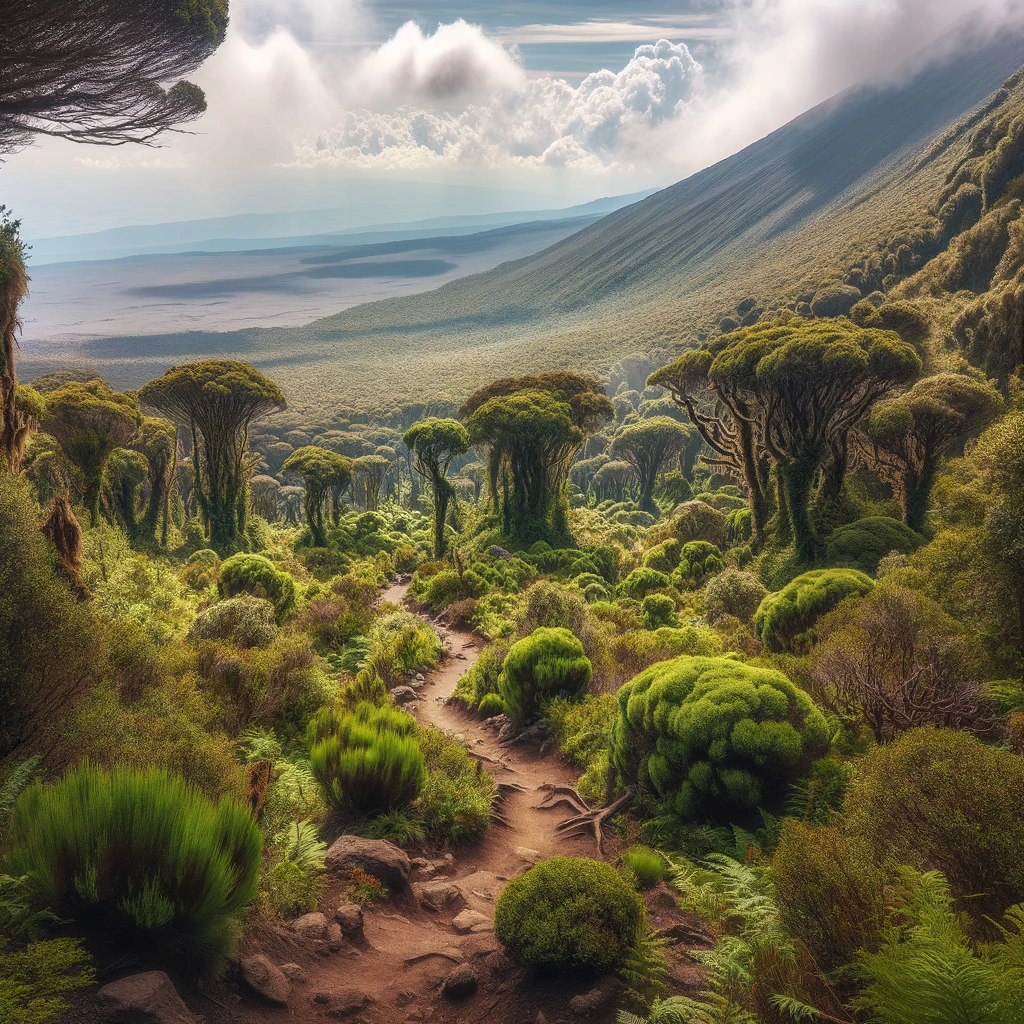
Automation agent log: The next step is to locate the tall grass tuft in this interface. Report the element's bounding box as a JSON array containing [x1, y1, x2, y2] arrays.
[[4, 764, 262, 978]]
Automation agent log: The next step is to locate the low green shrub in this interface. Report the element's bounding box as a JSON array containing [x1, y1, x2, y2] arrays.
[[499, 627, 593, 722], [670, 541, 724, 589], [452, 645, 504, 709], [416, 726, 495, 843], [753, 569, 874, 653], [621, 847, 666, 889], [610, 656, 830, 823], [845, 727, 1024, 930], [641, 594, 677, 630], [478, 692, 507, 718], [368, 808, 426, 847], [0, 937, 94, 1024], [619, 568, 671, 599], [703, 569, 767, 624], [4, 765, 261, 977], [219, 553, 296, 620], [824, 516, 922, 575], [366, 611, 442, 686], [308, 703, 425, 815], [495, 857, 645, 973], [189, 594, 279, 648], [642, 539, 681, 574]]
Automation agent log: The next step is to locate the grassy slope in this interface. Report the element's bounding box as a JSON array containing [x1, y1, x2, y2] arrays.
[[33, 37, 1024, 413]]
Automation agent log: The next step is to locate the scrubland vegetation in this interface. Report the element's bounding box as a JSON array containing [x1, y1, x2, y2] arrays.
[[3, 48, 1024, 1024]]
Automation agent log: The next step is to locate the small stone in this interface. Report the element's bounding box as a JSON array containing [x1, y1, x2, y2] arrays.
[[568, 977, 621, 1017], [327, 921, 344, 951], [97, 971, 196, 1024], [415, 673, 425, 682], [452, 910, 492, 934], [335, 900, 364, 936], [390, 685, 419, 704], [414, 879, 467, 913], [312, 939, 331, 957], [292, 911, 328, 939], [240, 954, 291, 1005], [441, 963, 478, 1000], [513, 846, 541, 864], [280, 963, 306, 982], [432, 853, 455, 871], [319, 988, 373, 1018]]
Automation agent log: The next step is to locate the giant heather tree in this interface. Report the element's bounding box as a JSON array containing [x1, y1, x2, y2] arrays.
[[132, 416, 177, 545], [610, 416, 694, 514], [0, 209, 29, 473], [140, 360, 284, 552], [282, 446, 353, 547], [41, 378, 139, 526], [864, 373, 1002, 531], [460, 373, 613, 545], [0, 0, 229, 152], [403, 418, 470, 558]]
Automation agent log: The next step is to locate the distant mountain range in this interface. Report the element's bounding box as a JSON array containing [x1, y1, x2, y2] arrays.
[[27, 192, 658, 264], [20, 34, 1024, 412]]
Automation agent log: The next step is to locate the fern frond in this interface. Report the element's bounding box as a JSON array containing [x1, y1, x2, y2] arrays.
[[281, 819, 326, 871]]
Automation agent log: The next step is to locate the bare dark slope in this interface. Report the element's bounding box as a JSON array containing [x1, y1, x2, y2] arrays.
[[29, 35, 1024, 409]]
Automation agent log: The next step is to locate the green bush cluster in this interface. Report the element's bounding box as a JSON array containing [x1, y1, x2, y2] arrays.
[[824, 516, 922, 575], [190, 594, 278, 648], [703, 568, 767, 624], [219, 553, 296, 620], [416, 726, 496, 842], [308, 702, 426, 815], [753, 568, 875, 653], [670, 540, 724, 589], [619, 567, 671, 599], [641, 593, 677, 630], [620, 846, 666, 889], [4, 765, 261, 978], [545, 693, 617, 805], [499, 627, 593, 722], [495, 857, 645, 973], [610, 656, 830, 822]]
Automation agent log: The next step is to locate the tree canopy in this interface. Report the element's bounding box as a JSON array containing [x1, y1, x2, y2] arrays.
[[140, 360, 284, 551], [282, 445, 353, 547], [610, 416, 694, 514], [403, 417, 470, 557], [0, 0, 229, 152]]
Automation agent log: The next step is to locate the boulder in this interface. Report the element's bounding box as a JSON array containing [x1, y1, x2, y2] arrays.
[[280, 963, 306, 982], [97, 971, 196, 1024], [325, 835, 411, 891], [442, 963, 478, 1000], [292, 911, 328, 939], [390, 686, 419, 704], [452, 909, 493, 934], [335, 900, 364, 936], [240, 955, 291, 1005], [327, 921, 344, 952], [413, 879, 467, 913]]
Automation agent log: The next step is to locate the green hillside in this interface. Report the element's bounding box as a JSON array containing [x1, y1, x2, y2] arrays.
[[23, 37, 1024, 414]]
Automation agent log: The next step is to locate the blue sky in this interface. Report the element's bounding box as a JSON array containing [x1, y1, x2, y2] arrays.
[[2, 0, 1021, 239]]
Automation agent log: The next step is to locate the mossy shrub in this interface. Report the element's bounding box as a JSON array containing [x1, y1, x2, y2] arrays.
[[499, 627, 593, 721], [308, 702, 425, 815], [670, 540, 724, 588], [703, 569, 767, 624], [189, 594, 278, 648], [618, 567, 671, 600], [4, 765, 261, 978], [478, 692, 507, 718], [641, 539, 681, 574], [845, 727, 1024, 930], [219, 553, 296, 619], [494, 857, 645, 973], [824, 516, 922, 575], [641, 593, 677, 630], [753, 569, 874, 653], [620, 846, 665, 889], [610, 656, 830, 822]]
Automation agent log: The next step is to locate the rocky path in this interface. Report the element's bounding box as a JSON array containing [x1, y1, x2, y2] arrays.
[[81, 582, 705, 1024]]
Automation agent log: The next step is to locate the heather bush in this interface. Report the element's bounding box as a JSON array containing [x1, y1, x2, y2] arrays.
[[754, 569, 874, 653], [218, 553, 296, 620], [416, 726, 495, 842], [641, 593, 677, 630], [4, 765, 261, 977], [703, 568, 767, 624], [619, 567, 671, 599], [499, 627, 593, 722], [824, 516, 922, 575], [189, 594, 278, 648], [495, 857, 645, 973], [610, 656, 830, 822]]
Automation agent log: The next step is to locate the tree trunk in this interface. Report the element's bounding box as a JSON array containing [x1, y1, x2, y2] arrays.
[[778, 458, 819, 563]]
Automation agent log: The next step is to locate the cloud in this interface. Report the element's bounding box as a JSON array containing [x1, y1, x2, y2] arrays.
[[295, 34, 704, 172], [493, 18, 730, 45]]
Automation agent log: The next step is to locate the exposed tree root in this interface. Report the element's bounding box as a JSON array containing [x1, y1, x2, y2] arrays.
[[491, 781, 525, 828], [534, 785, 635, 856]]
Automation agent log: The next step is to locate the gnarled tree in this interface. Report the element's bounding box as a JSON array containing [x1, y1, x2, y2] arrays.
[[353, 454, 390, 512], [41, 378, 139, 526], [282, 445, 353, 547], [139, 360, 285, 552], [0, 208, 29, 473], [0, 0, 229, 152], [131, 415, 177, 546], [461, 373, 612, 545], [610, 416, 694, 515], [709, 319, 921, 560], [403, 418, 469, 557], [863, 373, 1002, 531]]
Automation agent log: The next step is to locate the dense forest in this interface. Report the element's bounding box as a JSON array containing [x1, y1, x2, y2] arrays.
[[4, 13, 1024, 1024]]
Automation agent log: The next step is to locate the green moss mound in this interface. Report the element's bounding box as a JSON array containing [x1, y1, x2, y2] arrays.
[[4, 765, 261, 978], [494, 856, 645, 973], [219, 553, 296, 619], [610, 655, 830, 822], [477, 692, 507, 718], [824, 516, 922, 574], [499, 627, 592, 721], [753, 568, 874, 652]]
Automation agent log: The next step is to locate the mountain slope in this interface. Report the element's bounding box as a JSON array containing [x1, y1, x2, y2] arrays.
[[23, 35, 1024, 412]]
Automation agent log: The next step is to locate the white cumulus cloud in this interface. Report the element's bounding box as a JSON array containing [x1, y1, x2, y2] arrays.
[[296, 34, 704, 171]]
